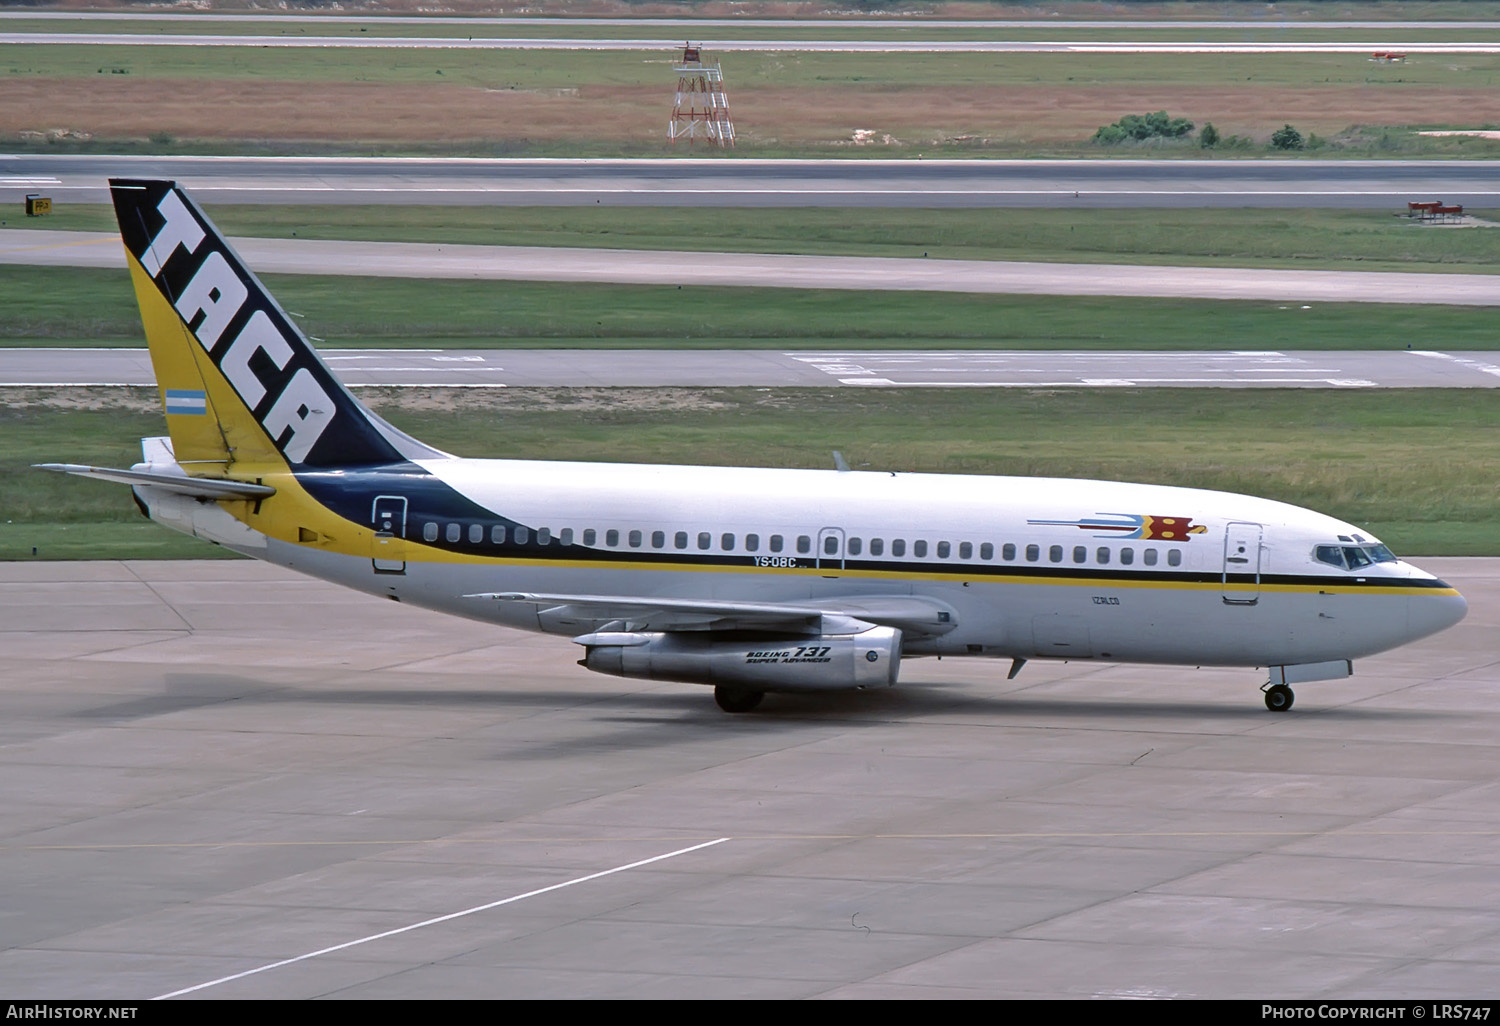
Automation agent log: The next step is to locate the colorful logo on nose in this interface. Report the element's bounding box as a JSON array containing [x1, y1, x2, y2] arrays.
[[1027, 513, 1207, 540]]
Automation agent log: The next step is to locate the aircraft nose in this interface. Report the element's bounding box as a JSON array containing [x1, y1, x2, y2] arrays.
[[1409, 585, 1468, 640]]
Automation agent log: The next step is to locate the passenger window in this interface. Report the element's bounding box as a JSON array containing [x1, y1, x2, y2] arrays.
[[848, 537, 862, 556], [1167, 549, 1182, 567], [1120, 547, 1133, 565], [675, 531, 688, 549], [515, 526, 530, 545], [468, 524, 482, 544], [605, 529, 618, 546], [937, 541, 951, 559], [914, 540, 928, 558], [1144, 548, 1158, 566], [583, 528, 596, 546], [1073, 546, 1087, 564], [770, 535, 784, 552], [560, 528, 573, 546], [1096, 547, 1110, 565], [892, 539, 906, 557], [870, 538, 884, 556], [797, 535, 811, 554], [960, 542, 973, 560], [492, 525, 507, 545], [1002, 543, 1015, 561], [652, 530, 665, 549], [823, 535, 838, 555], [628, 530, 642, 548], [445, 523, 460, 543], [423, 522, 438, 542], [1026, 544, 1040, 562], [1049, 545, 1063, 563], [698, 532, 711, 550], [746, 533, 759, 552], [978, 542, 991, 560], [537, 527, 551, 546], [722, 533, 736, 550]]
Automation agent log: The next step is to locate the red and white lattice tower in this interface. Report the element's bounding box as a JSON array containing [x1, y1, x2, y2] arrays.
[[669, 43, 734, 147]]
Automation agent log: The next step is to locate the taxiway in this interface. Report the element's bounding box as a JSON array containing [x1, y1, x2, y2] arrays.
[[0, 558, 1495, 998]]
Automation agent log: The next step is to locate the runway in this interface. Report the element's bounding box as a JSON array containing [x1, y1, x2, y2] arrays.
[[6, 30, 1500, 54], [6, 13, 1499, 29], [0, 557, 1495, 998], [6, 156, 1500, 209], [6, 228, 1499, 307], [4, 347, 1500, 390]]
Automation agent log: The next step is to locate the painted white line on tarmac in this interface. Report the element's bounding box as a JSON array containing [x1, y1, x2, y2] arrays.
[[839, 377, 1378, 387], [1410, 350, 1500, 379], [152, 836, 731, 1000], [9, 33, 1500, 54]]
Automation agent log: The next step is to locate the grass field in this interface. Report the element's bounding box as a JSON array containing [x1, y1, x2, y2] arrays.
[[17, 204, 1500, 274], [4, 386, 1498, 560], [9, 44, 1500, 156], [5, 264, 1498, 351]]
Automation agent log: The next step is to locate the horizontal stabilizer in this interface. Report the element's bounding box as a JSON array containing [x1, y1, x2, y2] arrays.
[[34, 464, 276, 500]]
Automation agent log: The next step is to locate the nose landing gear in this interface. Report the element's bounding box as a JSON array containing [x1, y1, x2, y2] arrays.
[[1262, 682, 1295, 712]]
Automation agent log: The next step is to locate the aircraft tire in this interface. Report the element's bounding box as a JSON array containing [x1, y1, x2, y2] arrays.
[[714, 686, 765, 713], [1264, 683, 1295, 712]]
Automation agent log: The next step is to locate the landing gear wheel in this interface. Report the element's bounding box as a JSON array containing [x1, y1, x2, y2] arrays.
[[1264, 683, 1295, 712], [714, 686, 765, 713]]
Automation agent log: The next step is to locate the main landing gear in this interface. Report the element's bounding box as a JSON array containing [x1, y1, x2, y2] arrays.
[[1262, 683, 1295, 712], [714, 686, 765, 713]]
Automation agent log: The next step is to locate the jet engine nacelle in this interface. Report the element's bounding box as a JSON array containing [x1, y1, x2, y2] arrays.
[[577, 626, 902, 692]]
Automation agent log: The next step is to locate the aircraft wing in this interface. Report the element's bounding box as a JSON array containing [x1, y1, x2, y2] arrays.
[[467, 591, 957, 636], [34, 464, 276, 500]]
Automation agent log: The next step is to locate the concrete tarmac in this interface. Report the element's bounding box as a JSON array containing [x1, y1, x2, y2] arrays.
[[9, 156, 1500, 209], [7, 228, 1500, 306], [1, 558, 1497, 999]]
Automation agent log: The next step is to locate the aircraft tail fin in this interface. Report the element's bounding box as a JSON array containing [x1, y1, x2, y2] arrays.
[[109, 179, 446, 472]]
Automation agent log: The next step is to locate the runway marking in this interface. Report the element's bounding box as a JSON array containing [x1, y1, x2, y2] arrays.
[[1410, 349, 1500, 379], [150, 836, 730, 1000], [9, 33, 1500, 54], [837, 377, 1377, 387]]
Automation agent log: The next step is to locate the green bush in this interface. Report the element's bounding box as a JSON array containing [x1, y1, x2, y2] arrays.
[[1271, 124, 1305, 150], [1093, 111, 1195, 145]]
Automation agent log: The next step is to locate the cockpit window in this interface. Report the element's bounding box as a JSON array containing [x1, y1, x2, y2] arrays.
[[1316, 543, 1398, 571], [1315, 545, 1346, 569]]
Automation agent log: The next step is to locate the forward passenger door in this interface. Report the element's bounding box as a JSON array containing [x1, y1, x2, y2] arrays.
[[1221, 522, 1263, 605]]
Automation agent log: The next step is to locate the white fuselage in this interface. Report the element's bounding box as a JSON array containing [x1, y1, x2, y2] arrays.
[[155, 457, 1468, 673]]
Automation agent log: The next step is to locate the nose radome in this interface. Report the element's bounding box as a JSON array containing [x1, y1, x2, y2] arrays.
[[1409, 587, 1468, 641]]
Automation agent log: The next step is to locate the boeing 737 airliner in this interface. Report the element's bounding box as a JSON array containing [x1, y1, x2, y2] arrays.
[[40, 180, 1467, 712]]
